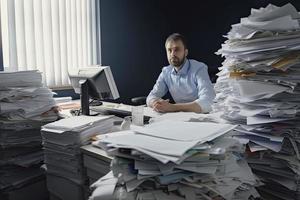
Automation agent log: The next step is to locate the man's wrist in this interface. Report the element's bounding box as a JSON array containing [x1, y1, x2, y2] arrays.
[[169, 103, 178, 112], [169, 102, 202, 113], [149, 99, 157, 108]]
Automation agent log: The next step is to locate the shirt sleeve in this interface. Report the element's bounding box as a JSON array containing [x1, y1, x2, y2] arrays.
[[146, 69, 168, 106], [193, 65, 216, 113]]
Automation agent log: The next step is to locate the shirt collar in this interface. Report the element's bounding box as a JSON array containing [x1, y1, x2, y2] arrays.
[[171, 59, 189, 76]]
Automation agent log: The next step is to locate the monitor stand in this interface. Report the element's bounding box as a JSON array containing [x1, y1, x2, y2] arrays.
[[80, 79, 90, 115], [80, 80, 103, 116], [90, 100, 103, 106]]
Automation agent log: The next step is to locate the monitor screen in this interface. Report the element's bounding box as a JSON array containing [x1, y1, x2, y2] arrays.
[[68, 66, 120, 115]]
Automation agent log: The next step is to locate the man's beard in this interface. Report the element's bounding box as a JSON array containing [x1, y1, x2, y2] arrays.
[[170, 56, 185, 67]]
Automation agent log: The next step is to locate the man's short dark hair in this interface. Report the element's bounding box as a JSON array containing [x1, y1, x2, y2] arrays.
[[165, 33, 188, 49]]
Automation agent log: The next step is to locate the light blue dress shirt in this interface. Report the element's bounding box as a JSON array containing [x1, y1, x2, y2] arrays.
[[146, 59, 216, 113]]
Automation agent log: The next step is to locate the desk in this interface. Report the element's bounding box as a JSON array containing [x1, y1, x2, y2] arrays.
[[90, 101, 161, 118], [81, 145, 112, 185], [58, 100, 160, 121], [79, 113, 123, 186], [50, 101, 160, 200]]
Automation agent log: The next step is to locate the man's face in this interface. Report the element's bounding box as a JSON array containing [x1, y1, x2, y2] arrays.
[[166, 40, 188, 67]]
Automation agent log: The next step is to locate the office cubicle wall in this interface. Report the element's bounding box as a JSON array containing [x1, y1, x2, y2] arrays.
[[0, 10, 3, 72]]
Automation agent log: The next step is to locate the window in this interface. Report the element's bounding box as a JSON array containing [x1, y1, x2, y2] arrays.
[[0, 0, 101, 88]]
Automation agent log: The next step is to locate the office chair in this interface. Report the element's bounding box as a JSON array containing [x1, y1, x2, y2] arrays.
[[131, 92, 174, 106], [131, 96, 147, 105]]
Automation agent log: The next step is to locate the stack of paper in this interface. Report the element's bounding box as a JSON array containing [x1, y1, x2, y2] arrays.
[[0, 70, 57, 121], [90, 120, 260, 200], [0, 70, 58, 197], [215, 3, 300, 199], [149, 111, 227, 124], [0, 122, 46, 195], [0, 165, 44, 191], [41, 115, 114, 200]]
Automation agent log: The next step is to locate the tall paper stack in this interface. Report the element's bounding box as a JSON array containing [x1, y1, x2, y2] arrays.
[[41, 115, 114, 200], [0, 70, 58, 199], [215, 3, 300, 199]]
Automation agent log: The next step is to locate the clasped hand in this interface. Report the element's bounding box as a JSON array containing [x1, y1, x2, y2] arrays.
[[152, 99, 174, 113]]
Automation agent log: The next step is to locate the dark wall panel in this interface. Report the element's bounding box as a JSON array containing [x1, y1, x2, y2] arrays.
[[0, 17, 3, 71], [100, 0, 300, 104]]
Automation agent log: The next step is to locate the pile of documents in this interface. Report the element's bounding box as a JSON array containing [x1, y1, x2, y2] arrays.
[[0, 121, 46, 194], [0, 70, 57, 121], [215, 3, 300, 199], [90, 120, 260, 200], [41, 115, 114, 200], [0, 70, 58, 197]]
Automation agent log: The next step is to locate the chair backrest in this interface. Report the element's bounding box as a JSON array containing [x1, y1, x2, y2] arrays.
[[131, 96, 147, 105]]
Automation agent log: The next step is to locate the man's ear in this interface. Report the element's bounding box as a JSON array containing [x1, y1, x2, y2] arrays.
[[185, 49, 188, 57]]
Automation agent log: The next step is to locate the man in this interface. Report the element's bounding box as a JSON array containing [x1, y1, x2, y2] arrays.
[[146, 33, 215, 113]]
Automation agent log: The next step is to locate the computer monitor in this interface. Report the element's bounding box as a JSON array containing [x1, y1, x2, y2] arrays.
[[68, 66, 120, 115]]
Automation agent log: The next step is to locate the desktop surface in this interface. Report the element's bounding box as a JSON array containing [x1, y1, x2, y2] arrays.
[[57, 100, 161, 122], [90, 102, 160, 123]]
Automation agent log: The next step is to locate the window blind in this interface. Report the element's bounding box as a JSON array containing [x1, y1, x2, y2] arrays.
[[0, 0, 101, 88]]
